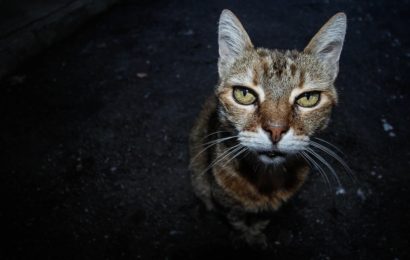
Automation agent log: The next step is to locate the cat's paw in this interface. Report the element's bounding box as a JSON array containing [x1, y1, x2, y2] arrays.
[[204, 200, 215, 211], [243, 232, 268, 249], [231, 231, 269, 250]]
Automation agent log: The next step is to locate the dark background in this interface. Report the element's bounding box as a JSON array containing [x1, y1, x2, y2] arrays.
[[1, 0, 409, 259]]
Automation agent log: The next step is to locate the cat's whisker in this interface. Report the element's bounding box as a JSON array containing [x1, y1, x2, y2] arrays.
[[300, 151, 332, 191], [200, 131, 233, 141], [200, 135, 238, 147], [306, 148, 341, 187], [191, 135, 238, 164], [312, 137, 345, 155], [212, 145, 244, 168], [240, 150, 250, 161], [201, 143, 242, 175], [203, 146, 242, 175], [220, 146, 248, 168], [309, 140, 356, 182]]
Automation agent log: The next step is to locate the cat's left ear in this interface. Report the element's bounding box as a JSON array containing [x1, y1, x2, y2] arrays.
[[304, 13, 347, 81], [218, 10, 254, 78]]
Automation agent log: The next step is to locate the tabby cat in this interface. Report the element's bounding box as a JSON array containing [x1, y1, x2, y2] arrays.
[[189, 10, 347, 246]]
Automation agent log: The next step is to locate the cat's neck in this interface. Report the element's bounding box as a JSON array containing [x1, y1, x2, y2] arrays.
[[239, 151, 307, 194]]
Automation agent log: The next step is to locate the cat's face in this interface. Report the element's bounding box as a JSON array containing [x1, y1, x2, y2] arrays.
[[216, 10, 346, 165]]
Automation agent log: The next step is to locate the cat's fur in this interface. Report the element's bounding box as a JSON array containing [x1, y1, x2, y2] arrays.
[[189, 10, 346, 246]]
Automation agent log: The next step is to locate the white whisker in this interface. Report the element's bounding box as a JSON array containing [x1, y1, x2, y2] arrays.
[[191, 135, 238, 164], [306, 148, 341, 187], [301, 151, 332, 191], [220, 146, 248, 168], [200, 131, 232, 141], [312, 137, 344, 155], [309, 140, 356, 182], [200, 143, 242, 175], [201, 135, 237, 147]]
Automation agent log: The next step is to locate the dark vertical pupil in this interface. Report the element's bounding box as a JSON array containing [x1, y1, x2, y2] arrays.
[[241, 89, 248, 96], [305, 92, 311, 100]]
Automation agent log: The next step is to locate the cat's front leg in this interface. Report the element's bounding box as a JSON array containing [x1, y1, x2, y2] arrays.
[[191, 173, 215, 211], [227, 210, 271, 248]]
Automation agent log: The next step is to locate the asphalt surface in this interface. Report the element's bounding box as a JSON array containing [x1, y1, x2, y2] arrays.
[[1, 0, 409, 259]]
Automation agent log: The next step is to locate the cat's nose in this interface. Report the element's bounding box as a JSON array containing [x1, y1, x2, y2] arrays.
[[264, 125, 289, 143]]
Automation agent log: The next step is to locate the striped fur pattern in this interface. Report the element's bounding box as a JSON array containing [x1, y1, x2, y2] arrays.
[[189, 10, 346, 247]]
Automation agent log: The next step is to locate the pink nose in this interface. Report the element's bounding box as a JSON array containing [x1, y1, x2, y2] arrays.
[[264, 125, 289, 143]]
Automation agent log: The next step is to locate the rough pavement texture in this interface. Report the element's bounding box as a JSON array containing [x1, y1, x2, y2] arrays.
[[0, 0, 118, 79], [1, 0, 409, 259]]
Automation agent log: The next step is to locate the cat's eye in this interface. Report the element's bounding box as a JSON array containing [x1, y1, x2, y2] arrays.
[[295, 91, 321, 108], [233, 87, 257, 105]]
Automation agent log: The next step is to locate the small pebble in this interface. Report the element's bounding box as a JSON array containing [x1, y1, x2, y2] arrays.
[[181, 29, 194, 36], [336, 187, 346, 195], [137, 72, 148, 78], [381, 119, 393, 132], [357, 188, 366, 201]]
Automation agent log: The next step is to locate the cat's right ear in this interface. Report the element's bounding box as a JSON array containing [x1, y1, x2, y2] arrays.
[[304, 13, 347, 82], [218, 10, 254, 78]]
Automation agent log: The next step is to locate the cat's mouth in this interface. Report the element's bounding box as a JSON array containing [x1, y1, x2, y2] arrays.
[[258, 150, 286, 158], [256, 149, 288, 165]]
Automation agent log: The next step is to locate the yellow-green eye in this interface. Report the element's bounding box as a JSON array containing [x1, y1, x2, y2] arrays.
[[233, 87, 257, 105], [296, 92, 321, 107]]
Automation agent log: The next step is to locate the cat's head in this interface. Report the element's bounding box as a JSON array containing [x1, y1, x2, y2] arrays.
[[216, 10, 346, 165]]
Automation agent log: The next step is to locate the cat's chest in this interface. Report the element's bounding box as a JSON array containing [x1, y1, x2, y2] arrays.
[[211, 160, 309, 211]]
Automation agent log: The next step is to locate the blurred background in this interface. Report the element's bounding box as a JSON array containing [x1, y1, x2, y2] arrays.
[[0, 0, 409, 259]]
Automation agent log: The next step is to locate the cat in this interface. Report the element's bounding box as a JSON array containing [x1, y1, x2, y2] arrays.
[[189, 9, 347, 247]]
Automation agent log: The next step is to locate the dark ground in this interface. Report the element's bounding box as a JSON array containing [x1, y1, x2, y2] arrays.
[[1, 0, 409, 259]]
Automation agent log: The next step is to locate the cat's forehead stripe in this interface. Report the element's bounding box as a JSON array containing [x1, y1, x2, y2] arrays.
[[258, 51, 299, 81], [290, 63, 297, 77], [255, 52, 306, 91], [252, 67, 259, 86], [298, 70, 305, 88]]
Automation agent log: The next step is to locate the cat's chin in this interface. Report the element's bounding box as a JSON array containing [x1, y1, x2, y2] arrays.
[[258, 154, 286, 165]]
